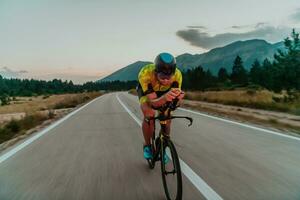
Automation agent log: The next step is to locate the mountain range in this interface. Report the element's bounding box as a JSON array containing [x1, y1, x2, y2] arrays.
[[100, 39, 284, 82]]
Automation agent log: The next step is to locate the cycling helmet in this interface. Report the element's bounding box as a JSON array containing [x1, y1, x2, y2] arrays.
[[154, 53, 176, 76]]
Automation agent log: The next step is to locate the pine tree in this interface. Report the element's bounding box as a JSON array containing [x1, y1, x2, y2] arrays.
[[230, 55, 248, 86], [261, 58, 273, 90], [272, 29, 300, 91], [218, 67, 228, 82], [250, 59, 262, 85]]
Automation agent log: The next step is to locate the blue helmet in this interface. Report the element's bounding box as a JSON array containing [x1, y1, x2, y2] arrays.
[[154, 52, 176, 75]]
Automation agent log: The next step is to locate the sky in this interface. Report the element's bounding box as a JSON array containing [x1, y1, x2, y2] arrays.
[[0, 0, 299, 83]]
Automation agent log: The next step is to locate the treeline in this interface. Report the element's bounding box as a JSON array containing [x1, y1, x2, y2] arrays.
[[0, 78, 81, 96], [0, 76, 137, 105], [182, 29, 300, 92], [0, 77, 137, 97], [82, 80, 137, 92]]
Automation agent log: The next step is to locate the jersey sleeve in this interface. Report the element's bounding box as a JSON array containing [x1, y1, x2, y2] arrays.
[[138, 65, 151, 93], [174, 69, 183, 89]]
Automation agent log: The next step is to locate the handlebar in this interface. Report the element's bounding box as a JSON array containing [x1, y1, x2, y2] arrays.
[[146, 92, 193, 126], [147, 98, 193, 126], [151, 98, 180, 112], [147, 115, 193, 127]]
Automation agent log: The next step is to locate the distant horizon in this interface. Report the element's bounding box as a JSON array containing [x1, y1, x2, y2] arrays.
[[0, 0, 299, 83]]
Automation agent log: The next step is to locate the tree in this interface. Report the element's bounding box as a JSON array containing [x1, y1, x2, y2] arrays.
[[272, 29, 300, 91], [260, 58, 273, 90], [230, 55, 248, 85], [194, 66, 206, 90], [249, 59, 262, 85], [204, 69, 217, 88], [218, 67, 229, 82]]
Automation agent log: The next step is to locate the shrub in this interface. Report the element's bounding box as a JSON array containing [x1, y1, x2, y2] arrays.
[[0, 94, 10, 106], [246, 89, 256, 96], [43, 95, 50, 99], [48, 110, 55, 119], [5, 120, 21, 133]]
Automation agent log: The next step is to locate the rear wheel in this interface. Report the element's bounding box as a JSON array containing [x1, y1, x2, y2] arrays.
[[161, 139, 182, 200]]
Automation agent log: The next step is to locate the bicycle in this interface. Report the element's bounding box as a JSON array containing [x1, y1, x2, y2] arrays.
[[145, 99, 193, 200]]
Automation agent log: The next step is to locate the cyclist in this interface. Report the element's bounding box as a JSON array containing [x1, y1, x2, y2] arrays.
[[136, 52, 185, 161]]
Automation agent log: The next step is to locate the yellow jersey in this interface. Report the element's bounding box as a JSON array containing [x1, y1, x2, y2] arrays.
[[138, 64, 182, 104]]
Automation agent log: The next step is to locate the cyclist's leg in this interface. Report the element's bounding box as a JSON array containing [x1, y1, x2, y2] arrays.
[[137, 84, 155, 146], [141, 102, 155, 146]]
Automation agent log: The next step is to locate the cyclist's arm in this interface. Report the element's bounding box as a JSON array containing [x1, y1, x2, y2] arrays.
[[146, 85, 183, 108], [146, 88, 182, 108], [172, 70, 184, 106], [146, 93, 166, 107]]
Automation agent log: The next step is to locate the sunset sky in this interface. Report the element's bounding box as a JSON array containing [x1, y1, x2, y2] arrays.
[[0, 0, 299, 83]]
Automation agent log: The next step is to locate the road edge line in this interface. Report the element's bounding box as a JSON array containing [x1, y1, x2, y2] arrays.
[[178, 108, 300, 142]]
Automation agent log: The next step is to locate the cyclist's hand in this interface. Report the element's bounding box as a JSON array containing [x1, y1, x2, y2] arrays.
[[164, 90, 178, 102], [170, 88, 181, 97], [177, 91, 185, 100], [146, 92, 157, 100]]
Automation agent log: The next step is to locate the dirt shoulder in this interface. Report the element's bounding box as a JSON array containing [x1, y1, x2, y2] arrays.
[[182, 99, 300, 135], [0, 92, 102, 153], [0, 108, 72, 153]]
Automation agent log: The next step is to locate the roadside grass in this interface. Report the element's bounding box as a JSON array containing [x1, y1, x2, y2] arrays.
[[128, 88, 138, 96], [0, 113, 48, 144], [0, 92, 102, 145], [128, 88, 300, 115], [52, 92, 100, 109], [0, 92, 101, 114], [185, 90, 300, 115]]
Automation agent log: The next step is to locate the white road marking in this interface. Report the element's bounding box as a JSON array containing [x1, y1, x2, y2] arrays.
[[117, 94, 223, 200], [179, 108, 300, 142], [0, 95, 104, 164]]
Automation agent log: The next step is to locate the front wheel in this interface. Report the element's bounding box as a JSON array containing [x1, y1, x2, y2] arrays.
[[161, 139, 182, 200], [147, 137, 157, 169]]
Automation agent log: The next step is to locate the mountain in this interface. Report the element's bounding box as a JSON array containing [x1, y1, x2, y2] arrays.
[[176, 39, 285, 74], [100, 39, 285, 81], [100, 61, 151, 82]]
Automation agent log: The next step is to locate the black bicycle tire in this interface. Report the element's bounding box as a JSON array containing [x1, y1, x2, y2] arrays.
[[161, 139, 182, 200]]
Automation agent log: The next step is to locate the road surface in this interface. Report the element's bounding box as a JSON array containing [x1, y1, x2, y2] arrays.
[[0, 92, 299, 200]]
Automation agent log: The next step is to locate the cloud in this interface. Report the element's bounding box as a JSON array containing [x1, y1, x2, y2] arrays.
[[255, 22, 268, 28], [231, 25, 245, 29], [186, 26, 207, 29], [230, 22, 266, 30], [176, 25, 292, 49], [290, 8, 300, 22], [0, 67, 28, 78]]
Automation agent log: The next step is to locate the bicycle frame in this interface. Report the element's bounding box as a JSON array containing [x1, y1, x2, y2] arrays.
[[145, 102, 193, 200], [147, 109, 193, 165]]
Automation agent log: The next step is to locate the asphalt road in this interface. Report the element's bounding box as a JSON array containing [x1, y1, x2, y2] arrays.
[[0, 92, 299, 200]]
